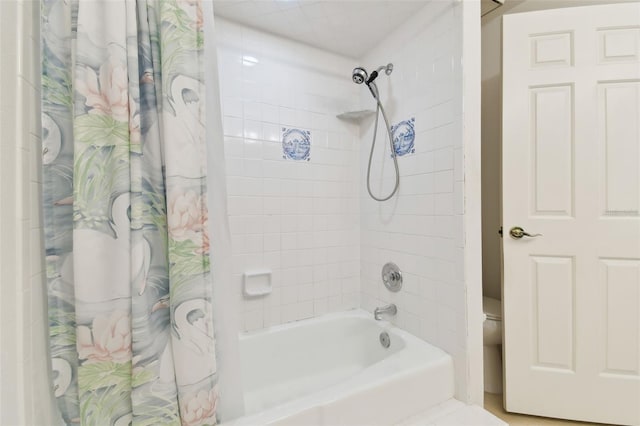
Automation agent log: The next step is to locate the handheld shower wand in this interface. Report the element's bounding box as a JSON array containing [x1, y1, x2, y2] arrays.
[[352, 64, 399, 202]]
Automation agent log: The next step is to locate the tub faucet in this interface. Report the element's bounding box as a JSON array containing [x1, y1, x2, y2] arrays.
[[374, 304, 397, 320]]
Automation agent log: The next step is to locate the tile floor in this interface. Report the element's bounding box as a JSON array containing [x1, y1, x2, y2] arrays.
[[397, 399, 506, 426], [484, 393, 608, 426]]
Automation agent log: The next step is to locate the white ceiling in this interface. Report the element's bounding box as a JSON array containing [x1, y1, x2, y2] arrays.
[[212, 0, 429, 58]]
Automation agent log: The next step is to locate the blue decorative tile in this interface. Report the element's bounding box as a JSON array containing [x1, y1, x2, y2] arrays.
[[282, 127, 311, 161], [391, 117, 415, 157]]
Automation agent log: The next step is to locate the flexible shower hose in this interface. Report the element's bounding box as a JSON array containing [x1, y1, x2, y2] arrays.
[[366, 95, 400, 201]]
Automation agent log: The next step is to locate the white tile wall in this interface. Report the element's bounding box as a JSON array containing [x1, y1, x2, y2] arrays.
[[0, 1, 59, 424], [358, 0, 469, 400], [215, 2, 472, 398], [215, 18, 362, 332]]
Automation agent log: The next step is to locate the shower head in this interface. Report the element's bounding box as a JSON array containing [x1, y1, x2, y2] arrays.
[[353, 63, 393, 101], [352, 64, 393, 86], [352, 67, 368, 85]]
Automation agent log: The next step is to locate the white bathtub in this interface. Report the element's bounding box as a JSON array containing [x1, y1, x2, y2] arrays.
[[224, 310, 455, 426]]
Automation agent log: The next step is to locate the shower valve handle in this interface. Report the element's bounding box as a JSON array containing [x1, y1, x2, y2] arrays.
[[382, 263, 403, 292]]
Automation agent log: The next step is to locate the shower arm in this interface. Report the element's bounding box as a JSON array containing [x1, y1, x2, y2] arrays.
[[375, 64, 393, 74], [366, 64, 394, 85]]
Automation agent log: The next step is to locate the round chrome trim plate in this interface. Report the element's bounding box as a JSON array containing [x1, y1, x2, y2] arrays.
[[382, 262, 402, 292]]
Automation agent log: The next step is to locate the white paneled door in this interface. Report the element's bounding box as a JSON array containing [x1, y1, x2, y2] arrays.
[[502, 3, 640, 425]]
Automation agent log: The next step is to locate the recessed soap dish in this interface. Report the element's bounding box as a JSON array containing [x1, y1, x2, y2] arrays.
[[243, 270, 272, 297]]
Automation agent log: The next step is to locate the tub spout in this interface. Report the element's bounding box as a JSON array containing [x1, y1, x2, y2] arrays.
[[374, 304, 397, 320]]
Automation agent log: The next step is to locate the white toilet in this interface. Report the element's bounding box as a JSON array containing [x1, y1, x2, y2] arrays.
[[483, 296, 503, 394]]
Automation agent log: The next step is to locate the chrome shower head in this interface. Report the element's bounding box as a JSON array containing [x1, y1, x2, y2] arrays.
[[352, 67, 368, 85], [352, 64, 393, 86], [353, 63, 393, 100]]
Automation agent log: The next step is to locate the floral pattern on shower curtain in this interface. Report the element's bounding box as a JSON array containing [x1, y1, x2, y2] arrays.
[[41, 0, 218, 424]]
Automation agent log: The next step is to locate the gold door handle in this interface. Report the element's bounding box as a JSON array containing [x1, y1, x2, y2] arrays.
[[509, 226, 542, 239]]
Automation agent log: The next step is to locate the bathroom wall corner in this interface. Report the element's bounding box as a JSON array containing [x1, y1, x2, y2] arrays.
[[461, 0, 485, 407]]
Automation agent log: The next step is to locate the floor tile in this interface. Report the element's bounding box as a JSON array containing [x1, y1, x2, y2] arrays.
[[484, 393, 608, 426]]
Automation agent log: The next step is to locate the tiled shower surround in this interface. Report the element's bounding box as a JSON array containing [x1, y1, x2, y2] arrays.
[[216, 18, 362, 331], [359, 0, 468, 398], [216, 0, 468, 399]]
